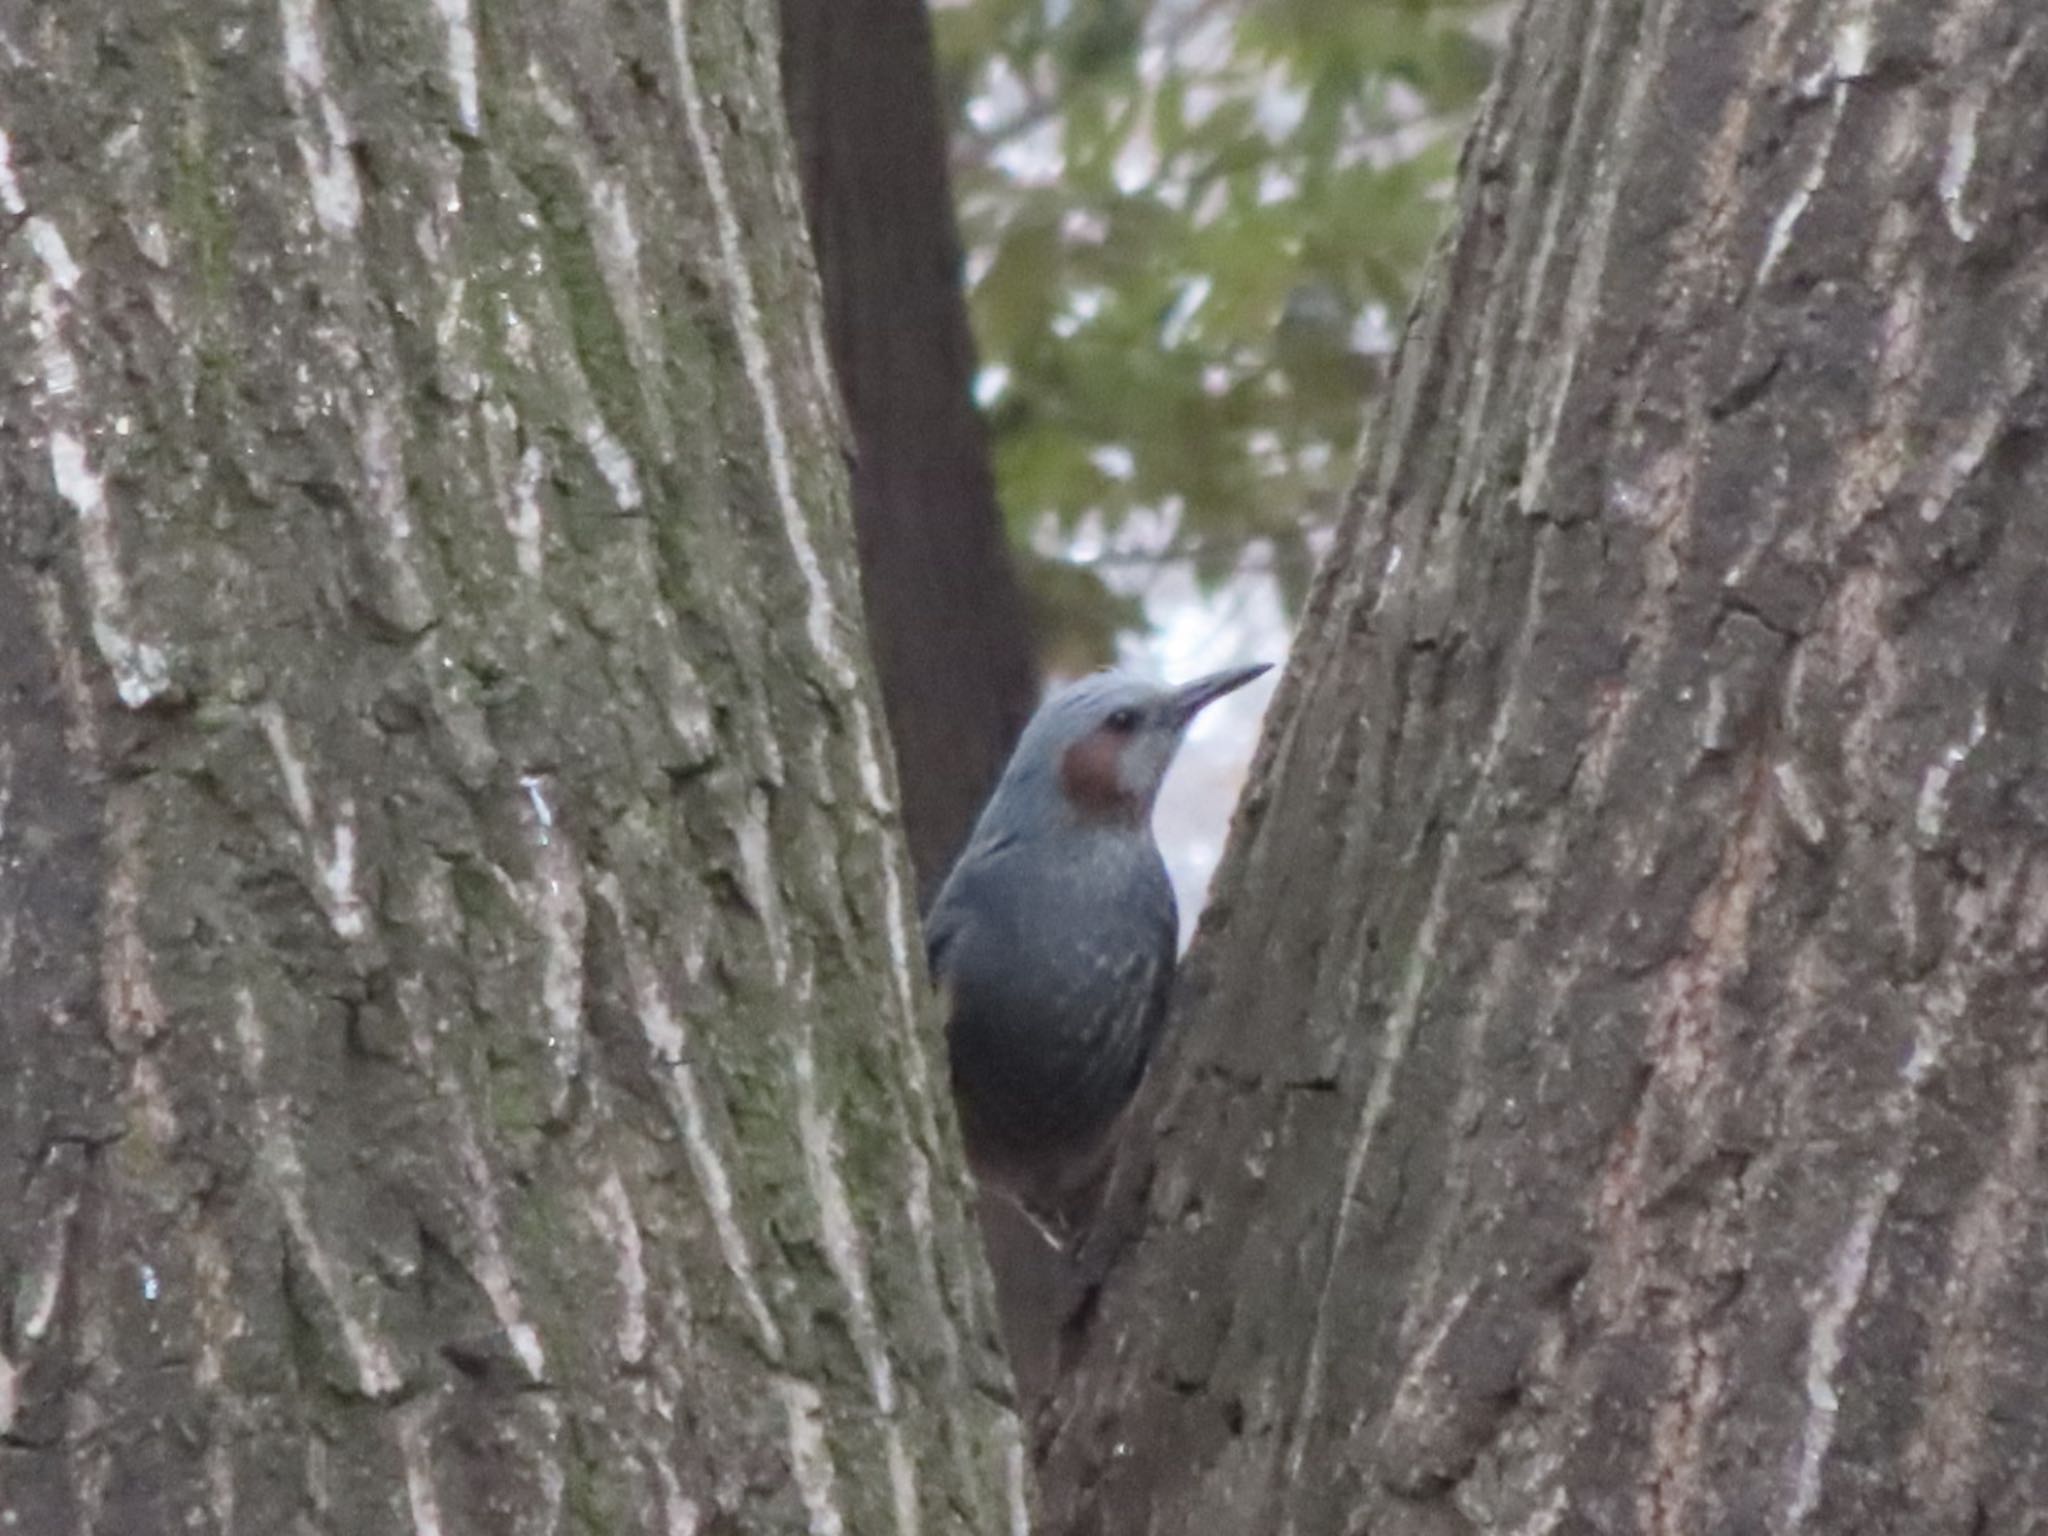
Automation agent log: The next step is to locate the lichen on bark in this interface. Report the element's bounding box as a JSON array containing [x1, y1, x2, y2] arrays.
[[0, 1, 1022, 1532]]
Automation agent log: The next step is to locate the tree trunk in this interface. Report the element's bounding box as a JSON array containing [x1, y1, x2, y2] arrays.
[[775, 0, 1066, 1420], [777, 0, 1040, 906], [0, 3, 1024, 1533], [1043, 2, 2048, 1533]]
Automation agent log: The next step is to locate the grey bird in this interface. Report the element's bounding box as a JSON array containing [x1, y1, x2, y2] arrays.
[[925, 664, 1270, 1243]]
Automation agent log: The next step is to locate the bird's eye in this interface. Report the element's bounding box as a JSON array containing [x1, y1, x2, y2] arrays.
[[1104, 707, 1140, 733]]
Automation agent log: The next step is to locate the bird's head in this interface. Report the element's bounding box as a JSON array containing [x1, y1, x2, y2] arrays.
[[999, 664, 1272, 831]]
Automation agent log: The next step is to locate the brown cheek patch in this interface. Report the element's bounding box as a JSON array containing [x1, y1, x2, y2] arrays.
[[1060, 731, 1140, 822]]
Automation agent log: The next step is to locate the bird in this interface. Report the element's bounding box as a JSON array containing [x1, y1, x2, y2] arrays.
[[924, 663, 1271, 1245]]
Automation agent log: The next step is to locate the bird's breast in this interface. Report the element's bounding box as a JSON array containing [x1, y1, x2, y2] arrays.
[[937, 838, 1173, 1164]]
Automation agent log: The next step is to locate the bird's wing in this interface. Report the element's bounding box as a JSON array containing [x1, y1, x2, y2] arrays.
[[1124, 899, 1180, 1093], [923, 832, 1017, 983], [1023, 904, 1178, 1243]]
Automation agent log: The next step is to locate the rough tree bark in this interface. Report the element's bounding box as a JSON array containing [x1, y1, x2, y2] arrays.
[[777, 0, 1040, 906], [0, 2, 1025, 1533], [776, 0, 1068, 1419], [1045, 1, 2048, 1533]]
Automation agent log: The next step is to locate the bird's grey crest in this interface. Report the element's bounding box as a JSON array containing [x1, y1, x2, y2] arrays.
[[976, 663, 1273, 838]]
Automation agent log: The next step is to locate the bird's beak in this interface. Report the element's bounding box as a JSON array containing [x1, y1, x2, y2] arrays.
[[1168, 662, 1272, 725]]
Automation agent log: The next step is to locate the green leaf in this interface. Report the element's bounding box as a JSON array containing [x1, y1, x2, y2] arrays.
[[947, 0, 1496, 608]]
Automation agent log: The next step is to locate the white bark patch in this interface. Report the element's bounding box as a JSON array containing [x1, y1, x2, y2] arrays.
[[1939, 87, 1984, 242], [428, 0, 481, 134], [593, 1166, 651, 1365], [234, 988, 404, 1397], [0, 1348, 18, 1439], [579, 417, 644, 511], [357, 391, 435, 630], [432, 268, 469, 367], [1786, 1167, 1897, 1529], [397, 1403, 450, 1536], [531, 1397, 569, 1535], [792, 1030, 919, 1536], [1509, 1487, 1571, 1536], [511, 443, 546, 580], [364, 385, 423, 524], [22, 218, 173, 708], [886, 1441, 921, 1536], [493, 295, 633, 524], [1394, 1283, 1477, 1398], [520, 771, 554, 833], [15, 1197, 76, 1344], [1003, 1431, 1032, 1536], [1772, 760, 1828, 847], [588, 174, 655, 360], [519, 773, 587, 1112], [1831, 14, 1873, 78], [736, 791, 793, 983], [1696, 675, 1732, 756], [801, 270, 841, 447], [279, 0, 363, 237], [205, 1446, 237, 1534], [258, 705, 371, 939], [25, 214, 81, 294], [48, 432, 171, 707], [259, 704, 319, 827], [1785, 967, 1959, 1531], [1759, 2, 1874, 283], [595, 873, 784, 1358], [305, 1436, 333, 1516], [320, 806, 369, 939], [877, 856, 926, 1074], [447, 1087, 548, 1381], [1913, 707, 1988, 840], [1757, 129, 1831, 280], [660, 647, 717, 766], [776, 1377, 848, 1536], [0, 125, 24, 213], [653, 1457, 704, 1536]]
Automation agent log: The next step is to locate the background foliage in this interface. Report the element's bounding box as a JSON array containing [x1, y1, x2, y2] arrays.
[[935, 0, 1500, 657]]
